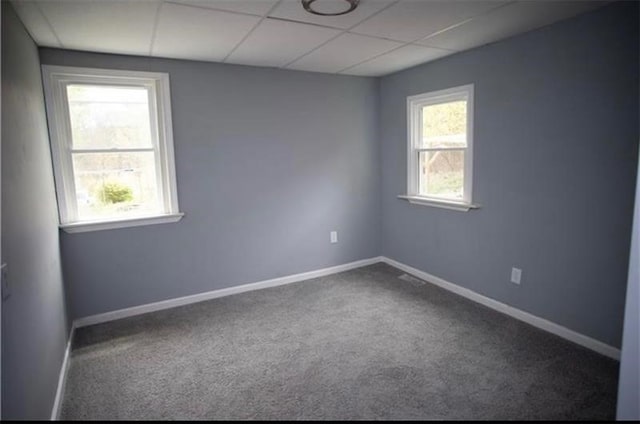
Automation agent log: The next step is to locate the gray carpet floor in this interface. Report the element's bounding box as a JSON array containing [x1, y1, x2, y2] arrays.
[[61, 263, 619, 420]]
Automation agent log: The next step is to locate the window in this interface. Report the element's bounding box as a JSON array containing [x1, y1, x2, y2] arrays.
[[42, 66, 183, 232], [401, 84, 477, 211]]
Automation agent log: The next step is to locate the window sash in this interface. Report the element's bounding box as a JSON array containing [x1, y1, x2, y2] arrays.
[[64, 83, 158, 146], [69, 150, 165, 220]]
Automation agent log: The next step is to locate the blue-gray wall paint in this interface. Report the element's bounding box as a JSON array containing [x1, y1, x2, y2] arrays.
[[36, 2, 636, 349], [38, 48, 381, 320], [617, 150, 639, 419], [379, 1, 638, 347], [1, 2, 69, 419]]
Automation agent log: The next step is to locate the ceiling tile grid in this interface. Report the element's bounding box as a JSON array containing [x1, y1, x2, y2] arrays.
[[286, 32, 402, 73], [350, 0, 508, 43], [151, 2, 261, 62], [9, 0, 61, 47], [226, 18, 341, 68], [169, 0, 280, 16], [11, 0, 610, 77], [37, 0, 160, 55], [417, 1, 609, 51], [342, 44, 452, 76]]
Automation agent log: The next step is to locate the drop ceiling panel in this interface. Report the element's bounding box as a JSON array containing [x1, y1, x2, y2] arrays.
[[10, 1, 61, 47], [287, 33, 402, 73], [152, 2, 261, 61], [13, 0, 611, 76], [351, 0, 507, 42], [269, 0, 395, 30], [226, 18, 341, 67], [36, 0, 159, 55], [169, 0, 279, 16], [418, 1, 609, 51], [342, 44, 453, 76]]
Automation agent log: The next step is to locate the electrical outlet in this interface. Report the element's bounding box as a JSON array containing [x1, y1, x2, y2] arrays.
[[1, 263, 10, 300], [330, 231, 338, 244], [511, 267, 522, 285]]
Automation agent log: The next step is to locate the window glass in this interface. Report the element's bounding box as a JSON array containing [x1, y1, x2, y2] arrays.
[[67, 85, 153, 149], [421, 100, 466, 148], [419, 150, 464, 200]]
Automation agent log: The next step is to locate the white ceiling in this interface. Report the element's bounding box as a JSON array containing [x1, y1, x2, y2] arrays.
[[12, 0, 609, 77]]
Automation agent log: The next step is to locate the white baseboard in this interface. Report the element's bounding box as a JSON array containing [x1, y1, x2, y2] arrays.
[[66, 254, 619, 398], [53, 255, 619, 420], [74, 257, 384, 329], [51, 323, 75, 420], [380, 256, 621, 360]]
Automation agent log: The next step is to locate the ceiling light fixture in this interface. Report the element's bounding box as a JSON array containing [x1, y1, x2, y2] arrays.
[[302, 0, 360, 16]]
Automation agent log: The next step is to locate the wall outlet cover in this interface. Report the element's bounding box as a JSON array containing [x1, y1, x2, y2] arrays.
[[511, 267, 522, 285]]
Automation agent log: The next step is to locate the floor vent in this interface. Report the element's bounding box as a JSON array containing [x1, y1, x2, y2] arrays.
[[398, 273, 426, 287]]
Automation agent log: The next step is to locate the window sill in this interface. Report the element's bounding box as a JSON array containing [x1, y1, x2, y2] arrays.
[[398, 195, 480, 212], [60, 213, 185, 233]]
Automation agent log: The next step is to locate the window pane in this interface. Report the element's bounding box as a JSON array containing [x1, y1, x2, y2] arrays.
[[67, 85, 153, 149], [422, 100, 466, 148], [72, 152, 161, 220], [419, 150, 464, 200]]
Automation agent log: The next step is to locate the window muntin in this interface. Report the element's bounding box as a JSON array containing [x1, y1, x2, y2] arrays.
[[43, 66, 180, 229], [407, 85, 473, 205]]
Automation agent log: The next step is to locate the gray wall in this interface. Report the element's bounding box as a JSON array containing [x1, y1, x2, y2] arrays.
[[379, 1, 638, 347], [617, 150, 639, 419], [39, 48, 381, 320], [1, 2, 69, 420]]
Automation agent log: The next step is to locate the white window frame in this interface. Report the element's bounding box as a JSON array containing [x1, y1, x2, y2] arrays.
[[42, 65, 183, 233], [399, 84, 479, 212]]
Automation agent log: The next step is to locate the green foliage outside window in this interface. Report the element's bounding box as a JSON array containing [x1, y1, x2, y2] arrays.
[[97, 182, 133, 204]]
